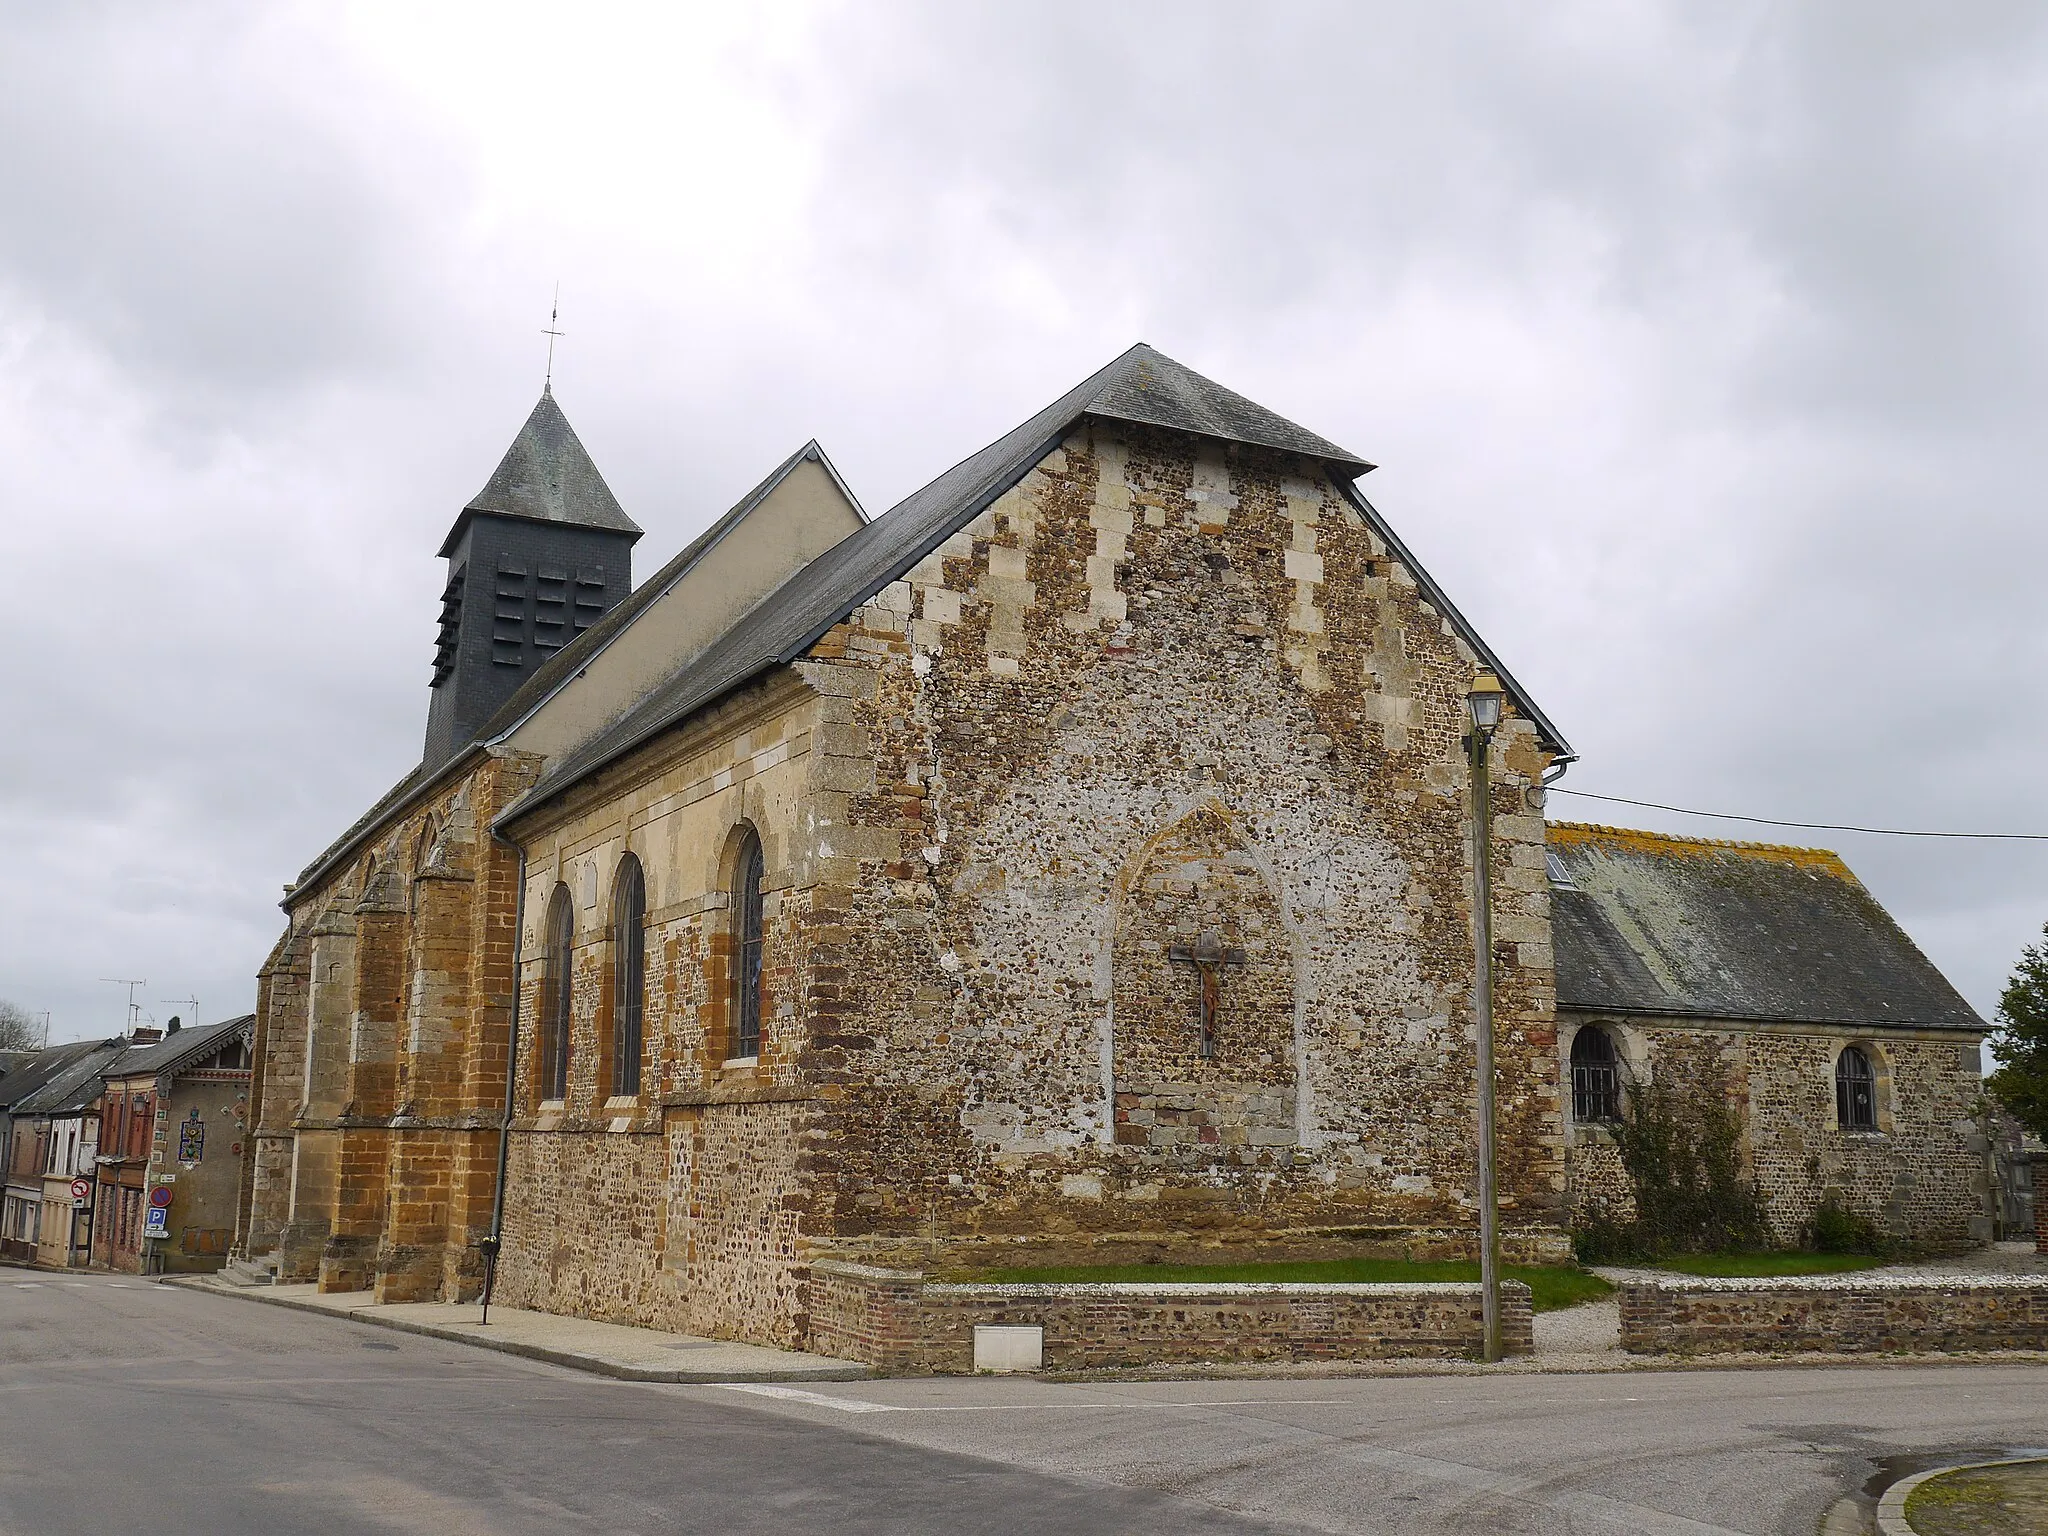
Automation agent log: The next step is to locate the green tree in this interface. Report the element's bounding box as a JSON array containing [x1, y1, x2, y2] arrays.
[[1987, 924, 2048, 1140]]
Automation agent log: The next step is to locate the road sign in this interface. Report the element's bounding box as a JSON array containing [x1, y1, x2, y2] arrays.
[[70, 1178, 91, 1200], [143, 1206, 169, 1240], [147, 1185, 173, 1210]]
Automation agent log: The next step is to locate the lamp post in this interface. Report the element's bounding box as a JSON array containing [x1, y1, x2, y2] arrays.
[[1465, 670, 1506, 1364]]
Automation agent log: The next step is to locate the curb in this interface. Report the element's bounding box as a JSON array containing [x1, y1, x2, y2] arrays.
[[1876, 1456, 2047, 1536], [168, 1277, 870, 1384]]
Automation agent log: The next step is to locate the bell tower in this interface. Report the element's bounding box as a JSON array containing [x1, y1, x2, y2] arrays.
[[423, 388, 642, 769]]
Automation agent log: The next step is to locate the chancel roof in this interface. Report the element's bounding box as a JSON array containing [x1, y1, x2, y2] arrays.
[[1549, 823, 1983, 1031], [438, 388, 643, 557], [504, 343, 1567, 822]]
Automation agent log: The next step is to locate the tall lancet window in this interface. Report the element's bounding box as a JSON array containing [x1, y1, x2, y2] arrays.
[[611, 855, 645, 1097], [538, 884, 573, 1102], [733, 829, 765, 1060]]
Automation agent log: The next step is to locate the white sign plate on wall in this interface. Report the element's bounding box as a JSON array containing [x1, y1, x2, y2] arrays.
[[972, 1325, 1044, 1373]]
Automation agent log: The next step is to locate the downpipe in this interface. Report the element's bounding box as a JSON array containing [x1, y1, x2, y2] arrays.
[[481, 828, 526, 1326]]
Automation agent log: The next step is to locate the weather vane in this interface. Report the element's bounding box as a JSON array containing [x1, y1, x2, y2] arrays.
[[542, 284, 564, 392]]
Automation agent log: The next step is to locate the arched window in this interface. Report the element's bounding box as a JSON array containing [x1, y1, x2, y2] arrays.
[[1835, 1045, 1876, 1131], [611, 855, 646, 1097], [538, 884, 573, 1102], [733, 829, 765, 1060], [1570, 1026, 1621, 1124]]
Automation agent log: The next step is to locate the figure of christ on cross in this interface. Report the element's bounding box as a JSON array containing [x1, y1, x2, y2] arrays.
[[1166, 928, 1247, 1058]]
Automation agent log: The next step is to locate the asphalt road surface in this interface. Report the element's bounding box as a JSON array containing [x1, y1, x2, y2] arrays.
[[5, 1271, 2047, 1535]]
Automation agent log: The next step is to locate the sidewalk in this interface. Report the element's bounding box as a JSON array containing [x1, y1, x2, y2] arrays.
[[176, 1276, 868, 1383]]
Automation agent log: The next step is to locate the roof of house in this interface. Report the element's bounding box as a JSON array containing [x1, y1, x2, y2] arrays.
[[103, 1016, 254, 1081], [438, 388, 643, 558], [0, 1039, 109, 1112], [1548, 822, 1983, 1031], [12, 1040, 125, 1116], [290, 441, 865, 901], [500, 342, 1564, 823]]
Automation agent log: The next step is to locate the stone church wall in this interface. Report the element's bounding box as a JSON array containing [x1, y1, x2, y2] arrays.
[[1560, 1015, 1991, 1249], [238, 753, 537, 1302], [497, 683, 825, 1348], [798, 420, 1568, 1272]]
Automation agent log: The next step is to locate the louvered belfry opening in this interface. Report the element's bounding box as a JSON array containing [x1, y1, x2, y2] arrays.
[[421, 389, 642, 770]]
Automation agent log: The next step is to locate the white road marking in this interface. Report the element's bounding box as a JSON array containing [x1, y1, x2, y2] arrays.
[[716, 1384, 902, 1413]]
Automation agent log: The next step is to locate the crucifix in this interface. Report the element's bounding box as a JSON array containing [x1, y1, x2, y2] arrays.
[[1166, 928, 1246, 1058]]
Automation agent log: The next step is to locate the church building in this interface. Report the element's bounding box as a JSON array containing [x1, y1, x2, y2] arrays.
[[238, 345, 1992, 1348]]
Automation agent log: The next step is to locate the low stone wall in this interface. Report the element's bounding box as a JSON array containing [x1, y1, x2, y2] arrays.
[[808, 1261, 1533, 1372], [1620, 1275, 2048, 1355]]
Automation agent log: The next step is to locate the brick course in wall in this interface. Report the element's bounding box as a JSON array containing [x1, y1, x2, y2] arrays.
[[1618, 1275, 2048, 1355], [807, 1260, 1532, 1372]]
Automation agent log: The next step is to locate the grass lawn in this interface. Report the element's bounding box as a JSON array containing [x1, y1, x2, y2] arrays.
[[958, 1258, 1614, 1313], [1650, 1251, 1887, 1278]]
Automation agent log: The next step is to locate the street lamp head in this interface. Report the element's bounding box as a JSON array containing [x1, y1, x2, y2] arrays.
[[1466, 671, 1506, 733]]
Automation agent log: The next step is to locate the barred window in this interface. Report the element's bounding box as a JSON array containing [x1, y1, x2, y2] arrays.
[[611, 855, 646, 1098], [538, 884, 573, 1102], [733, 829, 764, 1060], [1835, 1045, 1877, 1131], [1570, 1026, 1622, 1124]]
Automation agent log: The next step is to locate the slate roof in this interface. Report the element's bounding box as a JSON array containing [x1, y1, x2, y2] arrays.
[[1549, 823, 1983, 1031], [0, 1040, 108, 1111], [104, 1016, 254, 1080], [291, 442, 863, 900], [502, 342, 1565, 823], [12, 1040, 125, 1116], [438, 388, 643, 558]]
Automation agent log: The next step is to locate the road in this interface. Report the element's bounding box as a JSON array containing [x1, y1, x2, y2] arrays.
[[4, 1271, 2046, 1535]]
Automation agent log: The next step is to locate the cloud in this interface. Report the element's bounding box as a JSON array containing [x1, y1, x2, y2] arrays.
[[1, 1, 2044, 1041]]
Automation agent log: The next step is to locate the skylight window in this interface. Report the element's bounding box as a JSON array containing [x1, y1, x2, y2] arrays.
[[1545, 851, 1578, 890]]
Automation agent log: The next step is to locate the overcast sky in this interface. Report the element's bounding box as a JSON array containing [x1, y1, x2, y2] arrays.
[[3, 2, 2044, 1045]]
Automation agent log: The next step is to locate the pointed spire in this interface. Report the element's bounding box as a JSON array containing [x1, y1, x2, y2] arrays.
[[438, 391, 642, 557]]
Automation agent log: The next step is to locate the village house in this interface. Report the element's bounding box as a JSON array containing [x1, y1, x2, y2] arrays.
[[238, 345, 1994, 1354], [92, 1017, 252, 1274], [1, 1039, 109, 1264], [17, 1040, 125, 1269]]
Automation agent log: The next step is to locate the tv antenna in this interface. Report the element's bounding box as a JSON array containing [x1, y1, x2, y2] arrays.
[[100, 977, 146, 1036], [542, 284, 564, 393], [162, 996, 198, 1033]]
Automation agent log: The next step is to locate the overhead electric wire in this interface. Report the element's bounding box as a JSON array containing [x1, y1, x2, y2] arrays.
[[1546, 788, 2048, 841]]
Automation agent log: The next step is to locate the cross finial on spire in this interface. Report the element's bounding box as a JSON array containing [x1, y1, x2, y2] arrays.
[[542, 283, 564, 394]]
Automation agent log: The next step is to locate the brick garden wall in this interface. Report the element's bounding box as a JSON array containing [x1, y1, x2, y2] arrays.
[[808, 1260, 1532, 1372], [1618, 1275, 2048, 1355]]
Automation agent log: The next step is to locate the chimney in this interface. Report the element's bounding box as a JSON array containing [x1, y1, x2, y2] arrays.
[[129, 1026, 163, 1045]]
